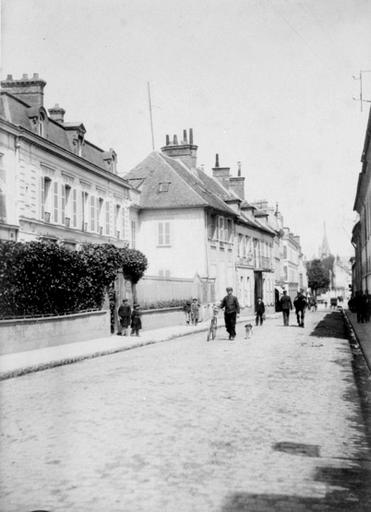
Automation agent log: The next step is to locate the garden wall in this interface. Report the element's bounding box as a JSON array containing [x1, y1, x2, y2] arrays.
[[0, 310, 110, 355]]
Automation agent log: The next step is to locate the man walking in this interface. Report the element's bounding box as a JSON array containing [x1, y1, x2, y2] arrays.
[[117, 298, 131, 336], [280, 290, 292, 326], [220, 287, 240, 340], [255, 297, 265, 326], [294, 289, 307, 327]]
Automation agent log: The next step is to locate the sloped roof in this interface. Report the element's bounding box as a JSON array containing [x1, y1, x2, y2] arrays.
[[0, 92, 114, 172], [125, 151, 237, 215]]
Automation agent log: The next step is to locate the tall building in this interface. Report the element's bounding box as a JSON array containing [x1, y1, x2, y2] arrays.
[[0, 73, 138, 248], [352, 106, 371, 293]]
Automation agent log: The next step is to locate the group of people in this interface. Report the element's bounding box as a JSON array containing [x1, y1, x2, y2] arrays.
[[348, 292, 371, 323], [183, 298, 201, 326], [117, 287, 310, 340], [279, 289, 307, 327], [116, 299, 142, 336]]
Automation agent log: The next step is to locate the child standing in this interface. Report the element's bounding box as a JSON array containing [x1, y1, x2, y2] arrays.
[[130, 304, 142, 336], [207, 306, 219, 341], [190, 298, 200, 325]]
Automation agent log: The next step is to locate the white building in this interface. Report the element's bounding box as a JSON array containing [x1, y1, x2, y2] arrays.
[[0, 73, 138, 248], [124, 132, 276, 310]]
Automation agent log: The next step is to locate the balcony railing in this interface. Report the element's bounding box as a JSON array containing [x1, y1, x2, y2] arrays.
[[43, 211, 51, 222], [65, 217, 70, 228]]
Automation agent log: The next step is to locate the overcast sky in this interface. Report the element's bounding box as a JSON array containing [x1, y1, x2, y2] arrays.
[[2, 0, 371, 258]]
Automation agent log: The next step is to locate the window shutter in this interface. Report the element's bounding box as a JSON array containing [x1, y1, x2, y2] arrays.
[[159, 222, 163, 245], [165, 222, 170, 245]]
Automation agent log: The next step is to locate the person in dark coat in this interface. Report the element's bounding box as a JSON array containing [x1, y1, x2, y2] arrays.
[[117, 298, 131, 336], [280, 290, 293, 326], [220, 287, 240, 340], [183, 301, 192, 325], [130, 304, 142, 336], [255, 298, 265, 326], [293, 290, 307, 327]]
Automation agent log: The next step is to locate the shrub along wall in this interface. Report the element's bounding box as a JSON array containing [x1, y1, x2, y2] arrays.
[[0, 241, 148, 319]]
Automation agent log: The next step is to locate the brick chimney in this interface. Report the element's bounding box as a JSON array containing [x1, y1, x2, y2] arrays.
[[1, 73, 46, 109], [48, 103, 65, 123], [161, 128, 198, 169], [212, 153, 231, 190], [229, 161, 245, 199]]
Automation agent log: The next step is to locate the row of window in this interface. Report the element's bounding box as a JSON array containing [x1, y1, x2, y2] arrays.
[[360, 199, 371, 246], [237, 235, 273, 267], [41, 177, 132, 241], [208, 215, 233, 243]]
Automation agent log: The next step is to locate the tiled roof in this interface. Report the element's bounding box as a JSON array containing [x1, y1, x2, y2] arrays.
[[125, 152, 237, 215], [0, 92, 113, 172]]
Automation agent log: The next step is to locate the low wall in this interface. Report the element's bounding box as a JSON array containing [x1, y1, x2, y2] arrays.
[[141, 304, 213, 331], [0, 310, 110, 355]]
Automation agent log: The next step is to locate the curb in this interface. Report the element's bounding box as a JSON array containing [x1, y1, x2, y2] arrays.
[[0, 313, 275, 381], [341, 309, 371, 371]]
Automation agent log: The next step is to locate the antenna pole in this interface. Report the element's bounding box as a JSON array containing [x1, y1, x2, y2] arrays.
[[147, 82, 155, 151], [353, 70, 371, 111]]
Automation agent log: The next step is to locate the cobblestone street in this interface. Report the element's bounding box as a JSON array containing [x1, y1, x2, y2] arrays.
[[1, 310, 370, 511]]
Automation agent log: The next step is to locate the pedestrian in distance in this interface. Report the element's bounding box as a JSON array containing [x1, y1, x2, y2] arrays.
[[280, 290, 293, 326], [190, 297, 200, 325], [220, 287, 240, 340], [255, 297, 265, 326], [117, 298, 131, 336], [207, 305, 219, 342], [183, 300, 192, 325], [130, 304, 142, 336], [293, 289, 307, 328]]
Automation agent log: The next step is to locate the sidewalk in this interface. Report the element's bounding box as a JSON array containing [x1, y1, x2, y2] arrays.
[[345, 310, 371, 370], [0, 312, 267, 381]]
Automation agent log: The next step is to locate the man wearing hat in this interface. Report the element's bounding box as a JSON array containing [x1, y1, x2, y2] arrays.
[[293, 289, 307, 327], [117, 298, 131, 336], [279, 290, 293, 326], [220, 287, 240, 340]]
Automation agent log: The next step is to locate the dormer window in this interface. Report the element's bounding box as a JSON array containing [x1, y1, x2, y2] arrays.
[[77, 134, 84, 157], [39, 112, 45, 136], [103, 149, 117, 173], [158, 182, 170, 192]]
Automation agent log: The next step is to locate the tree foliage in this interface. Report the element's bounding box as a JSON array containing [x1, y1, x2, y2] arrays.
[[306, 259, 330, 294], [0, 240, 148, 318], [121, 248, 148, 284]]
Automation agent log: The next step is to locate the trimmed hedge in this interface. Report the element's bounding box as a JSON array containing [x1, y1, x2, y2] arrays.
[[0, 240, 148, 318]]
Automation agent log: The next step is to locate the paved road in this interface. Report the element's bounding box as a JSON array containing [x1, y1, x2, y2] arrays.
[[1, 311, 370, 511]]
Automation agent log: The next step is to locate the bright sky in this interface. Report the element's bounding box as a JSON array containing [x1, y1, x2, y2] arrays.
[[1, 0, 371, 258]]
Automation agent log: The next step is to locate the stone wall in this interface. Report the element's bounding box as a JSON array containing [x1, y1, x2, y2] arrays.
[[0, 310, 110, 355]]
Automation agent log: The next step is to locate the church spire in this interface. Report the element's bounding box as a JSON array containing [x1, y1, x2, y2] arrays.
[[319, 221, 331, 259]]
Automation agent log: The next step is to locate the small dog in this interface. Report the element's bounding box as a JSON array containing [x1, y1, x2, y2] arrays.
[[207, 306, 219, 341], [244, 323, 253, 339]]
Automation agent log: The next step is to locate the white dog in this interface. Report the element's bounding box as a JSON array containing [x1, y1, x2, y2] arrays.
[[244, 323, 253, 339]]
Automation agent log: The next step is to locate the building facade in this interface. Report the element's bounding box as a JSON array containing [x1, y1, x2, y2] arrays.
[[352, 106, 371, 293], [124, 132, 276, 310], [0, 73, 138, 248], [250, 201, 307, 304]]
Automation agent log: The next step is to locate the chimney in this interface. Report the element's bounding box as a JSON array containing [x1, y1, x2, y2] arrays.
[[161, 128, 198, 170], [48, 103, 66, 123], [228, 162, 245, 199], [212, 154, 231, 190], [1, 73, 46, 109]]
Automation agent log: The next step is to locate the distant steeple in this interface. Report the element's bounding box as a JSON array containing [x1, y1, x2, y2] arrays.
[[319, 221, 331, 259]]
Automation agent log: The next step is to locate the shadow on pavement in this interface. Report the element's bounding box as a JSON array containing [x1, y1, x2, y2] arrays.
[[220, 483, 371, 511], [310, 311, 347, 339]]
